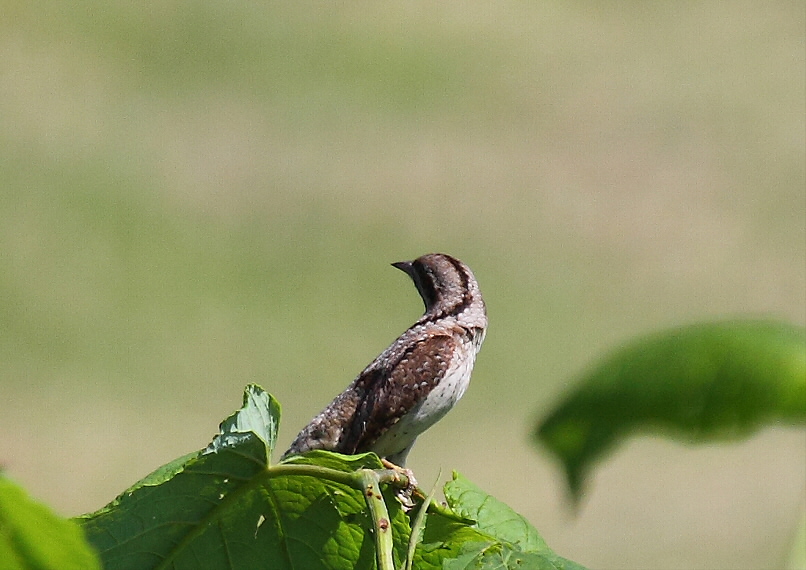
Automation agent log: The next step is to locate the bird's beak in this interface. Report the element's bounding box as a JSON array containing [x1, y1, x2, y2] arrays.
[[391, 261, 414, 276]]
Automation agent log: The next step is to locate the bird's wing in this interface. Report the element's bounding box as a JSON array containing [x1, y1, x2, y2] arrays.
[[344, 334, 457, 454]]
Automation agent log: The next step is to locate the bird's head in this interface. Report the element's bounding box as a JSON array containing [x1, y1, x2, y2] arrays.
[[392, 253, 485, 320]]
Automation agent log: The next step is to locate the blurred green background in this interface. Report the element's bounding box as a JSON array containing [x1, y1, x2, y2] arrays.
[[1, 2, 804, 568]]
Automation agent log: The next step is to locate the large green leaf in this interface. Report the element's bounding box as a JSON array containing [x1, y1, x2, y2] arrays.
[[444, 473, 548, 552], [0, 476, 100, 570], [437, 473, 587, 570], [78, 385, 410, 570], [78, 385, 279, 569], [77, 385, 586, 569], [535, 319, 806, 499]]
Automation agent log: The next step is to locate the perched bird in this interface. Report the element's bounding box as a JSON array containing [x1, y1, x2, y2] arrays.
[[283, 253, 487, 467]]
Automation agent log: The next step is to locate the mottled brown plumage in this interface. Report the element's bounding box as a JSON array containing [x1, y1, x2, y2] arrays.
[[282, 253, 487, 466]]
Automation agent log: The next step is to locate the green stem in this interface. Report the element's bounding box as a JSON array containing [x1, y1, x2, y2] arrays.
[[359, 469, 397, 570], [405, 470, 440, 570], [267, 463, 412, 490], [265, 462, 363, 487]]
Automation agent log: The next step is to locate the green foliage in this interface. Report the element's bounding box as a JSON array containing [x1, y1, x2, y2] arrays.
[[0, 476, 100, 570], [535, 319, 806, 500], [77, 386, 283, 569], [73, 384, 584, 569], [439, 474, 586, 570]]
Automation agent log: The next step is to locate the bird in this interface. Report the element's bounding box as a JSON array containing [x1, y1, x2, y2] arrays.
[[282, 253, 487, 468]]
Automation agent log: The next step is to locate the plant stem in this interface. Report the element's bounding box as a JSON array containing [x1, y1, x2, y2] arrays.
[[359, 469, 397, 570], [405, 469, 440, 570], [267, 463, 412, 490], [264, 463, 361, 487]]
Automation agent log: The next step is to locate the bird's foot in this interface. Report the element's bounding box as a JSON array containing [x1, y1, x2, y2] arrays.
[[381, 458, 419, 509]]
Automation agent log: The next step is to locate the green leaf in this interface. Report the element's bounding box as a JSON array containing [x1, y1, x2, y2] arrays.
[[440, 473, 587, 570], [444, 473, 548, 552], [407, 473, 586, 570], [443, 541, 588, 570], [207, 384, 280, 456], [77, 385, 411, 570], [76, 385, 587, 570], [413, 509, 494, 569], [78, 384, 277, 569], [535, 319, 806, 499], [0, 476, 101, 570]]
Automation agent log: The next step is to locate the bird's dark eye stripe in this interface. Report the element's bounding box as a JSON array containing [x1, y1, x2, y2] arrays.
[[411, 261, 438, 309]]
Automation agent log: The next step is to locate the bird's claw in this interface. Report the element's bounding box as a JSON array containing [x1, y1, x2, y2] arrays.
[[381, 459, 419, 510]]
